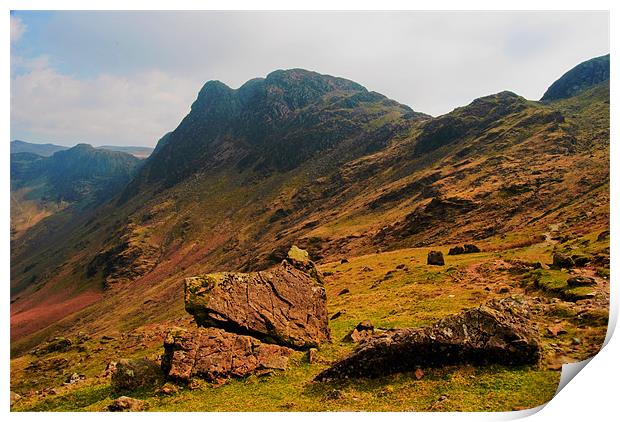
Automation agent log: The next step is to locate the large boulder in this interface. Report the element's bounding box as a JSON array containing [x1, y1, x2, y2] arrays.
[[184, 246, 329, 349], [552, 253, 574, 269], [315, 298, 541, 380], [111, 358, 164, 393], [427, 251, 445, 266], [162, 327, 293, 383], [448, 244, 481, 255]]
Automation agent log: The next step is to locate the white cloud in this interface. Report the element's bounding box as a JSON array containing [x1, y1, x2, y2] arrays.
[[11, 60, 200, 146], [10, 11, 609, 146], [10, 16, 25, 43]]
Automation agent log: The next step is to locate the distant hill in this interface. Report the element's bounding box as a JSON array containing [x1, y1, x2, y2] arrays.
[[10, 144, 142, 239], [11, 140, 154, 159], [541, 54, 610, 101], [10, 140, 68, 157], [98, 145, 154, 159]]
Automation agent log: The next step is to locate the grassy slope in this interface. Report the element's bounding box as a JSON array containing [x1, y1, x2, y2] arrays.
[[11, 223, 609, 411]]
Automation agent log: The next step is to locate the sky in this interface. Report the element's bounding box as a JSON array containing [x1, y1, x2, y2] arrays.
[[10, 11, 609, 148]]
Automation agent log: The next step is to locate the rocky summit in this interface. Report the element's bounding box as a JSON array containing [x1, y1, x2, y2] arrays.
[[184, 246, 330, 349], [315, 298, 541, 380]]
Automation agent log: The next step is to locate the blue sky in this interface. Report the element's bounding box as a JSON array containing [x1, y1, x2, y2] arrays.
[[10, 11, 609, 147]]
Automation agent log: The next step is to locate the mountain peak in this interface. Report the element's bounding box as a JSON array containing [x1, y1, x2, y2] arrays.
[[541, 54, 610, 101]]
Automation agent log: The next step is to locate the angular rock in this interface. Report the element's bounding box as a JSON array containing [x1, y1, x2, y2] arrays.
[[567, 276, 596, 287], [65, 372, 86, 385], [463, 244, 481, 253], [107, 396, 148, 412], [345, 320, 375, 343], [545, 325, 567, 338], [571, 255, 590, 267], [552, 253, 574, 269], [315, 298, 541, 380], [448, 246, 465, 255], [427, 251, 445, 266], [184, 246, 329, 349], [111, 358, 164, 393], [162, 327, 293, 383], [448, 244, 481, 255], [10, 391, 21, 407], [307, 348, 319, 364], [597, 230, 610, 241]]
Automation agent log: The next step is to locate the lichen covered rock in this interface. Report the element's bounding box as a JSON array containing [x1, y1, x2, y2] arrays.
[[111, 358, 164, 393], [161, 327, 293, 383], [315, 298, 541, 380], [184, 247, 329, 349]]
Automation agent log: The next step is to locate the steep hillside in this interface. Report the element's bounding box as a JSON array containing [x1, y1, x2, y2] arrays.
[[10, 59, 609, 364]]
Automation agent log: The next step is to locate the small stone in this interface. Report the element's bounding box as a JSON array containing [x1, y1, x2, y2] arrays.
[[107, 396, 148, 412], [10, 391, 22, 407], [567, 276, 596, 287], [156, 383, 178, 396], [497, 285, 510, 294], [325, 389, 344, 400], [545, 325, 567, 338], [330, 311, 344, 320], [307, 348, 318, 364]]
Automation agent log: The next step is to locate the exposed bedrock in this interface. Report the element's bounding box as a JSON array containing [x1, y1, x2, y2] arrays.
[[184, 246, 330, 349], [162, 327, 293, 383], [315, 298, 541, 381]]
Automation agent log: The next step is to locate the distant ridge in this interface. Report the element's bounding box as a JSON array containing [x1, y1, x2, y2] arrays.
[[98, 145, 154, 159], [10, 140, 68, 157], [11, 140, 153, 159]]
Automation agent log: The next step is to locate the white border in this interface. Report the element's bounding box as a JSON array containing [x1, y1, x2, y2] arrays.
[[2, 1, 617, 421]]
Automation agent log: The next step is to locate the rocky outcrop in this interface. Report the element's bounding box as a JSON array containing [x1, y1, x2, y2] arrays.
[[345, 320, 375, 343], [427, 251, 445, 266], [567, 276, 596, 287], [162, 327, 293, 383], [184, 246, 329, 349], [31, 337, 72, 356], [87, 223, 160, 288], [111, 358, 164, 393], [315, 298, 541, 380], [553, 253, 574, 269], [448, 244, 481, 255]]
